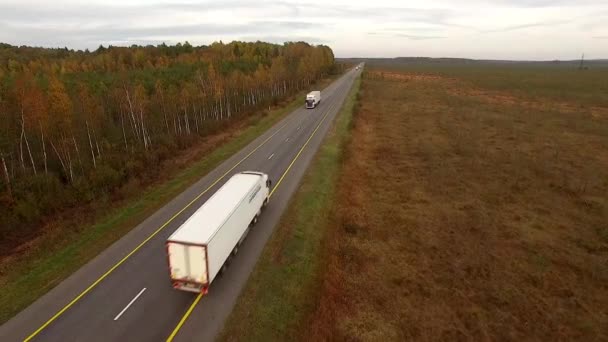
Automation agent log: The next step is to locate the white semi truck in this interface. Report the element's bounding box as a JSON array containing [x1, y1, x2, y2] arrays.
[[166, 171, 271, 293], [305, 91, 321, 109]]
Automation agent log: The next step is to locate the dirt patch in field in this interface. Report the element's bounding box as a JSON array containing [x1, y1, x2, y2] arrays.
[[449, 88, 608, 120], [367, 70, 448, 82], [367, 70, 608, 120], [304, 69, 608, 341]]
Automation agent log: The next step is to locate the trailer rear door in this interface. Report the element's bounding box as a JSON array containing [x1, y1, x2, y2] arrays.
[[167, 242, 208, 285]]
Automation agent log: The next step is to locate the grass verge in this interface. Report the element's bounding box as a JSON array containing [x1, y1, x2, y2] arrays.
[[218, 75, 361, 341], [0, 76, 338, 324]]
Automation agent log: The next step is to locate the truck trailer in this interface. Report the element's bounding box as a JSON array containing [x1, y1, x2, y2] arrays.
[[166, 171, 271, 293], [305, 91, 321, 109]]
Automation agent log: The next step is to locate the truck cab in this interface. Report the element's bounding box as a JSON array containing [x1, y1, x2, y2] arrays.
[[241, 171, 271, 192], [306, 91, 321, 109]]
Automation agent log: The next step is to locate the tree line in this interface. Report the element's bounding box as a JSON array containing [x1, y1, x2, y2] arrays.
[[0, 40, 336, 252]]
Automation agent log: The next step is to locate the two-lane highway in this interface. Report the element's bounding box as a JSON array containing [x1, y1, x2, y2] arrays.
[[0, 67, 360, 342]]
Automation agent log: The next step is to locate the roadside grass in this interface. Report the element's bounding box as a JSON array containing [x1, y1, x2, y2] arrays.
[[304, 67, 608, 341], [0, 76, 338, 324], [218, 75, 361, 341]]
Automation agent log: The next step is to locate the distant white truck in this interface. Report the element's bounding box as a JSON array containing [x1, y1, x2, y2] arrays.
[[305, 91, 321, 109], [166, 171, 271, 293]]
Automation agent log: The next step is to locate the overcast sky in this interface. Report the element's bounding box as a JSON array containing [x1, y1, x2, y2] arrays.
[[1, 0, 607, 60]]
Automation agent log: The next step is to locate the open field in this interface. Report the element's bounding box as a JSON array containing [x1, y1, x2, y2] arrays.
[[221, 62, 607, 341], [305, 64, 608, 340]]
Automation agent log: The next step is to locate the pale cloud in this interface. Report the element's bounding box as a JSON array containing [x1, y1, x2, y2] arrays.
[[395, 34, 447, 40], [481, 20, 572, 33], [0, 0, 607, 59], [369, 31, 447, 40]]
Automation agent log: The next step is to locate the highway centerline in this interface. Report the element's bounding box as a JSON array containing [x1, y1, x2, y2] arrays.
[[269, 101, 338, 198], [268, 153, 274, 160], [113, 288, 147, 321]]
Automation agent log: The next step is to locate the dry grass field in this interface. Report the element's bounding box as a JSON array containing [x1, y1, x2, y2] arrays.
[[305, 66, 608, 341]]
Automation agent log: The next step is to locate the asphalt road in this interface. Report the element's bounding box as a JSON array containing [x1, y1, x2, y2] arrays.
[[0, 67, 360, 342]]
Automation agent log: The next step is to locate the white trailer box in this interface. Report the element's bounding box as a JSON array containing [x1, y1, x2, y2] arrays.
[[166, 171, 270, 293], [305, 91, 321, 109]]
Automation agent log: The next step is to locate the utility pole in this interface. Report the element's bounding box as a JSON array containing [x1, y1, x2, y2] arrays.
[[579, 53, 585, 70]]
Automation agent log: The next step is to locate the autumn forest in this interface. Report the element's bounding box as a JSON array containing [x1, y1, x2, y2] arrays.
[[0, 41, 336, 253]]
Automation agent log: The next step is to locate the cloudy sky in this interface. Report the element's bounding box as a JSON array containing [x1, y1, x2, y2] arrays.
[[1, 0, 607, 60]]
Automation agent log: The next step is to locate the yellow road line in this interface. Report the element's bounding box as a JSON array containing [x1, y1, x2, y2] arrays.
[[269, 103, 335, 198], [166, 293, 203, 342], [24, 118, 293, 342], [166, 100, 339, 342]]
